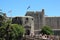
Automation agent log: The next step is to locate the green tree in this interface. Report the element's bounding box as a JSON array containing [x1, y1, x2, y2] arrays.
[[40, 26, 54, 35], [0, 13, 25, 40], [9, 24, 25, 40], [0, 17, 25, 40], [0, 15, 5, 21], [0, 24, 25, 40], [0, 15, 5, 26]]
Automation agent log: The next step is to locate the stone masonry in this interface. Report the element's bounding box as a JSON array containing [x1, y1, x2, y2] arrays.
[[12, 16, 34, 35], [25, 9, 60, 35]]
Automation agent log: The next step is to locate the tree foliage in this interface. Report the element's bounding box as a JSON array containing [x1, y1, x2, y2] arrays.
[[0, 15, 5, 27], [0, 24, 25, 40], [10, 24, 25, 37], [0, 16, 25, 40], [40, 26, 54, 35]]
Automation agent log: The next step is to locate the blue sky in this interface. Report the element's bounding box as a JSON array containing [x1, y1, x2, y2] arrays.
[[0, 0, 60, 17]]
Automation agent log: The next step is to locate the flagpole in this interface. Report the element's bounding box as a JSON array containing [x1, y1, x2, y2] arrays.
[[27, 6, 30, 11]]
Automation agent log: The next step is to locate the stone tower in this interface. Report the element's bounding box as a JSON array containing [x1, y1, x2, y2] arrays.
[[25, 9, 45, 34]]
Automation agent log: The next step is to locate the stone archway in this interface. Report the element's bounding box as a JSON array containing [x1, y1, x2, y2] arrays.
[[24, 26, 31, 35], [25, 29, 30, 35]]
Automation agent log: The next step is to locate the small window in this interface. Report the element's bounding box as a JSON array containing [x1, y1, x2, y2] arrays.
[[26, 18, 28, 20], [32, 18, 33, 20]]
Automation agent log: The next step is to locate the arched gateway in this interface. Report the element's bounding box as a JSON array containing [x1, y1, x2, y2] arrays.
[[24, 26, 31, 35]]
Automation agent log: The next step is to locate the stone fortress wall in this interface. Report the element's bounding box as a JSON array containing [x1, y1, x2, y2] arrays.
[[12, 9, 60, 35], [25, 9, 60, 35]]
